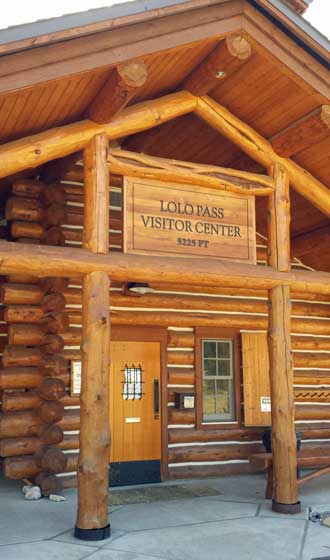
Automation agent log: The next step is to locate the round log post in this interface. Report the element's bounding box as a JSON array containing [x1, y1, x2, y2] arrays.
[[268, 163, 300, 513], [75, 133, 111, 541]]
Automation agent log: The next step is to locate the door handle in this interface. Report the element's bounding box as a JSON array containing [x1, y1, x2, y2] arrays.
[[154, 379, 159, 419]]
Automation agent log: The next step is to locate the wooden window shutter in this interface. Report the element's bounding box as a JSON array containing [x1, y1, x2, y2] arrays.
[[241, 332, 271, 427]]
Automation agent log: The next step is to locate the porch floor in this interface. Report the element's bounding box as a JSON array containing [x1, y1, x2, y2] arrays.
[[1, 473, 330, 560]]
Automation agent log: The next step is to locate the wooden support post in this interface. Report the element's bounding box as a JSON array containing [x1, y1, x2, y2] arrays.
[[75, 133, 111, 541], [267, 163, 300, 514]]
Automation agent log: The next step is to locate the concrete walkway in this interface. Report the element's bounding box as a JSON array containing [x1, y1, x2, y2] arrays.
[[1, 474, 330, 560]]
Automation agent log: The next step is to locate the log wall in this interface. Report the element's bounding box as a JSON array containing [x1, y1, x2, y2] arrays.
[[1, 167, 330, 486]]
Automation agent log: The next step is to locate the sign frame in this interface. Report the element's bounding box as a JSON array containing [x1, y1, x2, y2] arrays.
[[124, 177, 256, 264]]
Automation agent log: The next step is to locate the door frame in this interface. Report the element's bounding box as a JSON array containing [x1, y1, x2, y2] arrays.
[[111, 325, 169, 481]]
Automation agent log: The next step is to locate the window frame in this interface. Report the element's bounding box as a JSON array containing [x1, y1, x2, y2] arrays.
[[195, 327, 242, 430]]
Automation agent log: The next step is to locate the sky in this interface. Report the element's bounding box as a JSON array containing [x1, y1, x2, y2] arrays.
[[0, 0, 329, 38]]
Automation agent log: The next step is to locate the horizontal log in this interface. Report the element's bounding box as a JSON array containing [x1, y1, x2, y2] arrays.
[[58, 409, 80, 431], [292, 337, 330, 351], [168, 427, 263, 444], [1, 285, 66, 312], [169, 463, 257, 479], [169, 442, 263, 463], [167, 331, 195, 348], [294, 353, 330, 368], [1, 392, 79, 412], [0, 426, 64, 456], [168, 368, 195, 385], [167, 351, 194, 366], [109, 311, 330, 335], [2, 241, 330, 295], [6, 274, 39, 284], [294, 375, 330, 385], [61, 475, 78, 489], [11, 221, 44, 239], [0, 368, 44, 390], [109, 292, 330, 318], [168, 408, 195, 425], [2, 346, 44, 367], [58, 433, 80, 451], [3, 452, 77, 479], [4, 306, 44, 323], [296, 405, 330, 420], [8, 324, 67, 348], [6, 197, 44, 222], [12, 179, 44, 199], [1, 283, 43, 305], [0, 409, 79, 438]]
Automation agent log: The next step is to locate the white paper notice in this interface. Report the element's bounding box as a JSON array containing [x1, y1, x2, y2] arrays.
[[260, 396, 271, 412], [71, 361, 81, 395]]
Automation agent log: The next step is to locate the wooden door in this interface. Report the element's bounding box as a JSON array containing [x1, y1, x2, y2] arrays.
[[109, 341, 161, 465]]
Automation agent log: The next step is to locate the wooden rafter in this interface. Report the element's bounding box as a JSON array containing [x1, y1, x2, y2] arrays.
[[181, 33, 253, 95], [107, 148, 274, 195], [87, 60, 148, 124], [270, 106, 330, 158]]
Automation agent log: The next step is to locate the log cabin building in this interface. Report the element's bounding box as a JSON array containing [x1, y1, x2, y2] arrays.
[[1, 0, 330, 540]]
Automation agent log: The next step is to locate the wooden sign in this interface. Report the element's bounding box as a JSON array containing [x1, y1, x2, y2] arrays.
[[124, 178, 256, 263]]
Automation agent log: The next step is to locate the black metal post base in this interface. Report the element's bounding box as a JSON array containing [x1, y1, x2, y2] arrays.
[[74, 524, 111, 541], [272, 500, 301, 514]]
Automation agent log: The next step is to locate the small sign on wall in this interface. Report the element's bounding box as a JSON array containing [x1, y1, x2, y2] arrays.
[[124, 178, 256, 263], [71, 361, 81, 396], [260, 396, 271, 412]]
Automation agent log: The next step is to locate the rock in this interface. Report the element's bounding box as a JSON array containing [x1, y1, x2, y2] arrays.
[[24, 486, 42, 501], [322, 516, 330, 528], [49, 494, 66, 502]]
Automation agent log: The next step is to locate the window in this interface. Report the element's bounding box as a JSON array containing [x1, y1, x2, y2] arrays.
[[196, 328, 240, 428], [202, 339, 235, 422]]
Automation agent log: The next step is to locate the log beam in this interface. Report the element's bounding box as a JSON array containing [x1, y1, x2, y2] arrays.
[[2, 240, 330, 294], [87, 60, 148, 124], [195, 96, 330, 216], [270, 106, 330, 158], [0, 91, 196, 178], [108, 148, 274, 195], [267, 164, 300, 513], [75, 134, 111, 541], [181, 34, 253, 95]]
